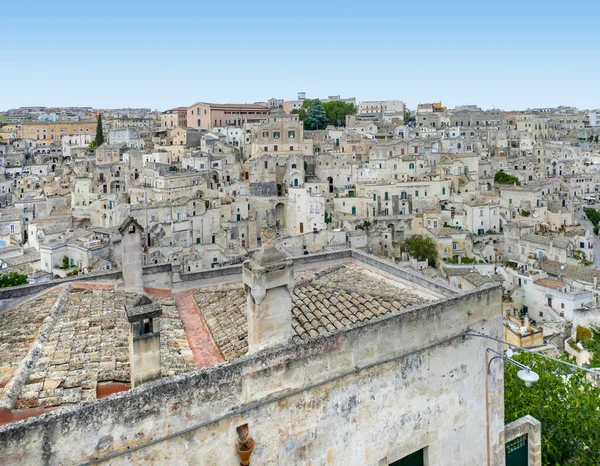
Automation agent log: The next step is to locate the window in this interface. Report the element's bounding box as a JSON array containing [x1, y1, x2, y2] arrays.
[[288, 130, 295, 139], [291, 163, 297, 169], [10, 224, 14, 234], [273, 145, 278, 152], [442, 187, 446, 195], [452, 242, 458, 250], [264, 161, 268, 169], [262, 131, 269, 137], [273, 131, 280, 139]]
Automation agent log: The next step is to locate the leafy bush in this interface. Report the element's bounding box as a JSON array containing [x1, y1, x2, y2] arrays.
[[494, 171, 520, 185], [576, 325, 592, 342], [583, 207, 600, 227], [581, 328, 600, 367], [405, 235, 437, 265], [450, 256, 475, 264], [505, 352, 600, 465], [0, 271, 28, 288], [521, 210, 531, 217]]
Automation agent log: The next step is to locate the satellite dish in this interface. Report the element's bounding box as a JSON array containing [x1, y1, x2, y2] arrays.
[[532, 211, 540, 218], [506, 349, 514, 359]]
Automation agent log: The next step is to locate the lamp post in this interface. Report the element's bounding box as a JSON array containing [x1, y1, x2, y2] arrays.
[[487, 347, 539, 387], [472, 329, 600, 466]]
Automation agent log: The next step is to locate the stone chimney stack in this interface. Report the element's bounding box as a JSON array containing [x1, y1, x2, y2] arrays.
[[125, 294, 162, 387], [242, 228, 294, 354], [118, 217, 144, 293]]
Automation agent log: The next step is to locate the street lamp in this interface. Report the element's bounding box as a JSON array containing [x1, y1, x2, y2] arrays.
[[487, 347, 539, 388]]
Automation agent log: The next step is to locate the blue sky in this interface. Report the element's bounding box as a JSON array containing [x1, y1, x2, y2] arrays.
[[3, 0, 599, 111]]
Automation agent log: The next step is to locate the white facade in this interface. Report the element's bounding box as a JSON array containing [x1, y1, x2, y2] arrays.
[[108, 128, 140, 148], [286, 187, 326, 234], [62, 134, 93, 157], [465, 202, 501, 235], [212, 126, 243, 147], [522, 278, 592, 321], [359, 100, 405, 115]]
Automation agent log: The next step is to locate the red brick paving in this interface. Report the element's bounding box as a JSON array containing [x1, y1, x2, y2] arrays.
[[144, 287, 173, 298], [72, 282, 115, 290], [172, 291, 224, 369], [0, 407, 56, 426]]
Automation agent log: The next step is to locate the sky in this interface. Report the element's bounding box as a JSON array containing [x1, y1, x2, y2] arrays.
[[2, 0, 599, 112]]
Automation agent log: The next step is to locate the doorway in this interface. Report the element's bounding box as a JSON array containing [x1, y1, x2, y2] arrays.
[[390, 448, 424, 466]]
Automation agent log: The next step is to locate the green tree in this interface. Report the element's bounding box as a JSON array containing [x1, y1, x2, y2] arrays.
[[87, 140, 98, 152], [595, 135, 599, 143], [0, 271, 28, 288], [322, 100, 356, 127], [304, 101, 328, 130], [61, 255, 70, 269], [94, 114, 105, 147], [405, 235, 437, 265], [505, 352, 600, 465], [290, 108, 307, 121], [494, 170, 520, 186], [583, 207, 600, 226]]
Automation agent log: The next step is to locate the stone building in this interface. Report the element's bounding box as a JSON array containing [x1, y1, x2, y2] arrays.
[[249, 114, 313, 158], [20, 121, 96, 146], [159, 107, 187, 130], [186, 102, 268, 131], [0, 247, 530, 465]]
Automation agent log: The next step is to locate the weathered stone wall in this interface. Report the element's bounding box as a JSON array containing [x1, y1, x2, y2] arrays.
[[130, 333, 161, 388], [121, 231, 143, 292], [0, 271, 122, 300], [0, 284, 504, 465], [249, 182, 278, 197]]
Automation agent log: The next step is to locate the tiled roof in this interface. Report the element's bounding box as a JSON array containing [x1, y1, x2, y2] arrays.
[[521, 234, 551, 246], [5, 289, 195, 410], [193, 264, 434, 361], [0, 292, 59, 399]]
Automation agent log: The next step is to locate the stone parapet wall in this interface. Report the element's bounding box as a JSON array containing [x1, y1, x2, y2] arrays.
[[0, 284, 504, 465]]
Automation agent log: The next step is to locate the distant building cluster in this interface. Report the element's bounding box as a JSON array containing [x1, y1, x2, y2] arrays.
[[1, 95, 599, 464]]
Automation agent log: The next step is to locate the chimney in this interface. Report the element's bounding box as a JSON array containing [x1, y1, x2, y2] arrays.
[[125, 294, 162, 387], [118, 217, 145, 293], [243, 228, 294, 353]]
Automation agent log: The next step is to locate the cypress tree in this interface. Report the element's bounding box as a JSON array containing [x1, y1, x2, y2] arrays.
[[95, 114, 105, 147]]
